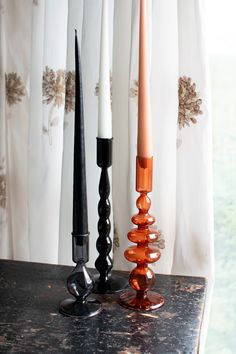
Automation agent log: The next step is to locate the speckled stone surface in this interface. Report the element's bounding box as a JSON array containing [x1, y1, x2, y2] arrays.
[[0, 260, 206, 354]]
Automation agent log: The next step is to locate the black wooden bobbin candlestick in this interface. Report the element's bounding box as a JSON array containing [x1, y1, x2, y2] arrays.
[[93, 138, 127, 294]]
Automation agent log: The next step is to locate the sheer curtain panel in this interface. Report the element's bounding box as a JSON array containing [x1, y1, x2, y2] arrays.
[[0, 1, 213, 352]]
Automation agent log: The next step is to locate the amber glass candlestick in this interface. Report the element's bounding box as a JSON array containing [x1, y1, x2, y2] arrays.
[[119, 157, 164, 310]]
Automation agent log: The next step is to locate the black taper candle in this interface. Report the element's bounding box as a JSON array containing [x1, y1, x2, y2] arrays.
[[73, 29, 88, 238], [59, 31, 102, 318]]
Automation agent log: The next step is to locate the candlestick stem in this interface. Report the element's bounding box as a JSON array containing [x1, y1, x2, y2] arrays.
[[94, 138, 127, 293]]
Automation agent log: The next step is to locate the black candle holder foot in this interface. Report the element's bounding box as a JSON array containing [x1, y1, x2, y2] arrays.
[[59, 298, 102, 318], [59, 237, 102, 318]]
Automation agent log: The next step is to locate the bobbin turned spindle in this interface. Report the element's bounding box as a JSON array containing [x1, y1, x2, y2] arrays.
[[93, 138, 127, 294]]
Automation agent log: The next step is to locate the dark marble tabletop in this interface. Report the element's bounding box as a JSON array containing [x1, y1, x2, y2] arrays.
[[0, 260, 206, 354]]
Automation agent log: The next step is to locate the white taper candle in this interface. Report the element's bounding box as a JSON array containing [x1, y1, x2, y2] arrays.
[[98, 0, 112, 139]]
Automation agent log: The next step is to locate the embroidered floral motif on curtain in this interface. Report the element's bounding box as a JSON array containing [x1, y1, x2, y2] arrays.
[[178, 76, 203, 128], [5, 73, 26, 106], [42, 67, 75, 111], [129, 79, 139, 98], [42, 66, 75, 144], [65, 71, 75, 114], [42, 67, 66, 108], [129, 76, 203, 129], [95, 71, 113, 106]]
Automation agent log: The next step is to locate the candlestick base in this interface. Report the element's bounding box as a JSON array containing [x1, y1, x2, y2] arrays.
[[59, 256, 102, 319], [93, 274, 128, 294], [119, 290, 164, 311], [59, 298, 102, 318]]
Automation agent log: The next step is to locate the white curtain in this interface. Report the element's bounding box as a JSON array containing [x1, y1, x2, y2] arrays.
[[0, 0, 213, 351]]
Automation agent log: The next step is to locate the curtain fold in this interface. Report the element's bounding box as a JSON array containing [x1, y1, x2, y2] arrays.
[[173, 2, 214, 351], [173, 0, 214, 279], [2, 0, 32, 260], [0, 0, 10, 258], [28, 0, 68, 263], [112, 0, 133, 270], [150, 0, 179, 274]]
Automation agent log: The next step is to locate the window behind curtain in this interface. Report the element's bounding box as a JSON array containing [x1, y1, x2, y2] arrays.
[[206, 0, 236, 352]]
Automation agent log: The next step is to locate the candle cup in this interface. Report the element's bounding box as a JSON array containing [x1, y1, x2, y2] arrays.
[[119, 156, 164, 311], [59, 235, 102, 318], [93, 138, 127, 294]]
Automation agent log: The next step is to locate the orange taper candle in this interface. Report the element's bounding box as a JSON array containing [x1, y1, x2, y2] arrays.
[[138, 0, 152, 158]]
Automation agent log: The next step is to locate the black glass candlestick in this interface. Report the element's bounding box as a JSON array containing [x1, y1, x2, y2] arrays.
[[93, 138, 127, 294], [59, 31, 102, 318]]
